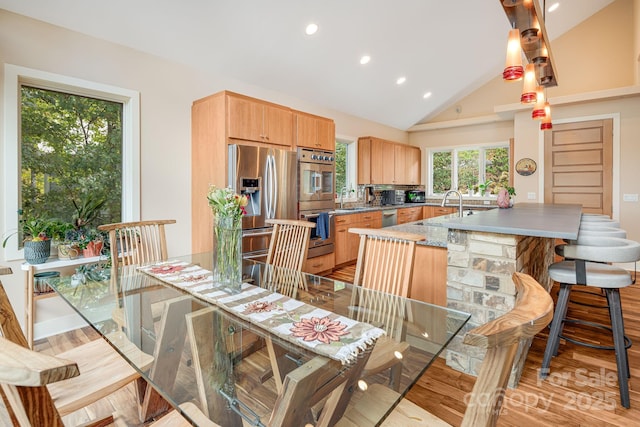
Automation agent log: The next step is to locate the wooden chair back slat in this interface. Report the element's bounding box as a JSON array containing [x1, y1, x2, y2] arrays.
[[265, 219, 315, 273], [349, 228, 425, 339], [98, 219, 175, 271]]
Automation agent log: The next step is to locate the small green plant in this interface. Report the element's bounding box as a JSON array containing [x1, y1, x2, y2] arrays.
[[2, 211, 54, 248], [478, 180, 493, 195], [506, 186, 516, 197], [72, 195, 106, 230]]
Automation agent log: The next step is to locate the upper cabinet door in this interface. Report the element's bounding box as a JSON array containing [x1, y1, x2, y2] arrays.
[[227, 95, 264, 142], [227, 94, 292, 147], [405, 146, 422, 185], [263, 104, 293, 147], [294, 112, 335, 151]]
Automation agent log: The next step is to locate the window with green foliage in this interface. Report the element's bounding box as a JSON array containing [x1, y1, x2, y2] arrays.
[[334, 138, 356, 199], [20, 86, 123, 225], [430, 144, 510, 195], [3, 65, 140, 260]]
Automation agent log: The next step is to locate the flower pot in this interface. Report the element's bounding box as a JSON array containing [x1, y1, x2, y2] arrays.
[[213, 216, 242, 294], [58, 242, 80, 260], [33, 271, 59, 293], [82, 240, 103, 258], [24, 240, 51, 264]]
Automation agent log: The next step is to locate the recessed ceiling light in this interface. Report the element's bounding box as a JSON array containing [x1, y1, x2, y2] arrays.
[[423, 92, 432, 99], [360, 55, 371, 65], [548, 2, 559, 12], [305, 23, 318, 35], [396, 76, 406, 85]]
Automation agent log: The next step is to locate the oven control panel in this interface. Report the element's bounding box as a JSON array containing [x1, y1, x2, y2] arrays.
[[298, 148, 334, 164]]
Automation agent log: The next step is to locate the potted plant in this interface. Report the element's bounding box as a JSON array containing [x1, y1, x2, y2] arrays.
[[478, 180, 493, 196], [2, 213, 54, 264], [77, 228, 105, 258]]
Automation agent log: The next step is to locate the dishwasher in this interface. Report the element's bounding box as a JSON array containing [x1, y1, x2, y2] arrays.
[[381, 208, 398, 227]]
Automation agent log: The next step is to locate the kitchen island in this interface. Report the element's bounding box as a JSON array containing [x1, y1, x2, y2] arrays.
[[389, 203, 582, 385]]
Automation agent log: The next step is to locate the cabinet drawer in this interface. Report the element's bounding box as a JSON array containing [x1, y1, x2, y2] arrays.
[[432, 206, 455, 216], [303, 252, 335, 275]]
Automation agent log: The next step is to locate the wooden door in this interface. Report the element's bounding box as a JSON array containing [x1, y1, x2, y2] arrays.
[[394, 145, 406, 184], [227, 95, 263, 142], [544, 119, 613, 215], [381, 141, 395, 184], [357, 138, 372, 184], [263, 104, 292, 147], [316, 118, 335, 151], [405, 146, 421, 185]]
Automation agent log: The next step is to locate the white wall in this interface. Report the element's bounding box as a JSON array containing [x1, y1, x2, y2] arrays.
[[0, 9, 405, 337]]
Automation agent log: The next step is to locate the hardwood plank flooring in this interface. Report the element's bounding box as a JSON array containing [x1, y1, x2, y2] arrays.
[[36, 264, 640, 426]]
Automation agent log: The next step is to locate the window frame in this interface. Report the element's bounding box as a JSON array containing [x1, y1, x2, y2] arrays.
[[428, 141, 511, 196], [3, 64, 140, 260], [335, 135, 358, 202]]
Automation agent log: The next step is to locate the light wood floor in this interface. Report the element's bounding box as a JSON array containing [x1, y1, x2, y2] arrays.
[[37, 264, 640, 426]]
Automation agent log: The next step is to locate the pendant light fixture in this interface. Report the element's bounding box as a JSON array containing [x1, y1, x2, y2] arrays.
[[500, 0, 557, 130], [532, 86, 546, 119], [540, 101, 553, 130], [503, 28, 524, 81], [521, 64, 537, 103]]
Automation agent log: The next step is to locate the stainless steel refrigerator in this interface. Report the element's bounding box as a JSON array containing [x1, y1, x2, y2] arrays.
[[228, 144, 297, 259]]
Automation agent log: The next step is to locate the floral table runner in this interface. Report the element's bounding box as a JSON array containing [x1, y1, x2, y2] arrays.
[[137, 260, 385, 365]]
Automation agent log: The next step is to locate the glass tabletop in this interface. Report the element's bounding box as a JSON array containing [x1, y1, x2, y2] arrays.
[[50, 253, 470, 426]]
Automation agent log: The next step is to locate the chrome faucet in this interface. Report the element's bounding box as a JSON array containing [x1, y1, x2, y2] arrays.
[[441, 190, 463, 217], [339, 187, 348, 209]]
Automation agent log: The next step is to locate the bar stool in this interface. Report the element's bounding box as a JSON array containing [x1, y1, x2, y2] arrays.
[[541, 236, 640, 408]]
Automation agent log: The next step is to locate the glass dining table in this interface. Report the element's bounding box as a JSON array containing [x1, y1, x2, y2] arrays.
[[49, 253, 470, 426]]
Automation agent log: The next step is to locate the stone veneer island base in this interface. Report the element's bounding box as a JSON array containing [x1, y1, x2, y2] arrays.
[[442, 203, 582, 387]]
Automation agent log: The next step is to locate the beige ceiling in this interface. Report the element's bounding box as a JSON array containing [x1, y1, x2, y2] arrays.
[[0, 0, 614, 130]]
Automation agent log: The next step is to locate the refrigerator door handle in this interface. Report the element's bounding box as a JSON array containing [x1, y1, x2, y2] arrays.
[[270, 154, 278, 217], [265, 154, 277, 219]]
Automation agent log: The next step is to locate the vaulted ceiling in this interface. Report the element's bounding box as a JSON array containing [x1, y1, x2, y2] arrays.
[[0, 0, 614, 130]]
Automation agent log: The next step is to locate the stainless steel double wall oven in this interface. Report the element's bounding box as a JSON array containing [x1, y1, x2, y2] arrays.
[[297, 148, 335, 259]]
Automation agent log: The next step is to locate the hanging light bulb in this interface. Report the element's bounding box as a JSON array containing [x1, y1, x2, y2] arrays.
[[541, 101, 553, 130], [521, 64, 537, 103], [503, 28, 524, 81], [532, 86, 546, 119]]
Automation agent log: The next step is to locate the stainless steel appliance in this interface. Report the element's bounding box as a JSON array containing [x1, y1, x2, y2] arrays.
[[298, 148, 335, 258], [298, 148, 335, 210], [405, 190, 426, 203], [228, 144, 298, 260], [381, 209, 398, 227], [381, 189, 405, 205]]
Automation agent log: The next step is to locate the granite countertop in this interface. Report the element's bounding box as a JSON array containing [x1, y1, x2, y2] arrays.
[[383, 215, 456, 248], [332, 202, 495, 216], [441, 203, 582, 240]]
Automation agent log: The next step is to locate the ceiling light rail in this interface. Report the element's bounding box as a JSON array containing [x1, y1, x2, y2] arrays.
[[500, 0, 558, 88]]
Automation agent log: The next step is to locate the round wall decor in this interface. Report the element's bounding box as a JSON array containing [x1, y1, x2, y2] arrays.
[[516, 158, 537, 176]]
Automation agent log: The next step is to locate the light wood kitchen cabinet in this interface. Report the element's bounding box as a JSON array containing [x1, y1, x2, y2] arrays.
[[193, 90, 316, 253], [334, 211, 382, 265], [397, 206, 423, 224], [227, 93, 293, 147], [357, 136, 421, 185], [294, 111, 335, 151], [303, 252, 335, 275], [410, 244, 447, 306], [423, 206, 456, 219]]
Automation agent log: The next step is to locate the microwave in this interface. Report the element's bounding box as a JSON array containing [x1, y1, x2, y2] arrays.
[[405, 190, 426, 203], [381, 190, 405, 205]]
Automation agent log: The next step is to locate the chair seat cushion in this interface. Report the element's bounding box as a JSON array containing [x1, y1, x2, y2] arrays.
[[549, 260, 632, 288]]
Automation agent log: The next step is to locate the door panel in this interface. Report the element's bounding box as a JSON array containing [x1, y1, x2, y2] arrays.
[[544, 119, 613, 216]]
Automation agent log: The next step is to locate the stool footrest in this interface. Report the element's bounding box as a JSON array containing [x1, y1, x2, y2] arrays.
[[560, 318, 632, 351]]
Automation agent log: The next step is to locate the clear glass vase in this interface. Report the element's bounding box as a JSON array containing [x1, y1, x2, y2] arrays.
[[213, 215, 242, 294]]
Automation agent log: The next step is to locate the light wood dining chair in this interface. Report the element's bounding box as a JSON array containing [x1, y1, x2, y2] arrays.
[[0, 334, 217, 427], [337, 272, 554, 427], [265, 219, 316, 272], [348, 227, 426, 391], [0, 279, 154, 426], [98, 219, 176, 272], [260, 219, 316, 391]]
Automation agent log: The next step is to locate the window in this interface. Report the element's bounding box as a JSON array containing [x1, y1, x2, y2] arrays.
[[429, 143, 510, 195], [3, 64, 140, 260], [335, 137, 357, 199]]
